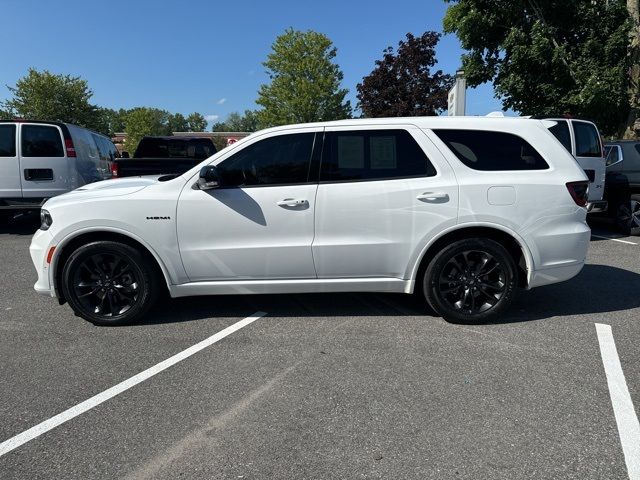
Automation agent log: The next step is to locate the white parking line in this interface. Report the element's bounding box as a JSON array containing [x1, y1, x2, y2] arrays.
[[595, 323, 640, 480], [0, 312, 266, 458], [591, 234, 638, 245]]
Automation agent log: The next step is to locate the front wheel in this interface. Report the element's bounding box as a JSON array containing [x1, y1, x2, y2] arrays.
[[423, 238, 518, 324], [61, 241, 159, 326]]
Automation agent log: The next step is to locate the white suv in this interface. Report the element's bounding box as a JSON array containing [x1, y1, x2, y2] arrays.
[[30, 117, 591, 325]]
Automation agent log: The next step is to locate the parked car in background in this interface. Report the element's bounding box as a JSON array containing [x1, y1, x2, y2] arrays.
[[601, 141, 640, 235], [0, 120, 117, 219], [31, 117, 590, 326], [542, 117, 607, 212], [111, 136, 217, 178]]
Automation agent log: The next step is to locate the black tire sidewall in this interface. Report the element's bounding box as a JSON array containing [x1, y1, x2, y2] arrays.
[[61, 241, 157, 326], [423, 238, 518, 324]]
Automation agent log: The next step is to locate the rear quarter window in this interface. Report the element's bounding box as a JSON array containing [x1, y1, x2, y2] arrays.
[[432, 130, 549, 171]]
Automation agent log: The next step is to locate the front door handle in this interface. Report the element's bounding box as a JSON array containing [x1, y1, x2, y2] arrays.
[[416, 192, 449, 202], [277, 198, 308, 208]]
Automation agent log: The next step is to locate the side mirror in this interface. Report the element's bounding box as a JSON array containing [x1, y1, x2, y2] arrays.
[[197, 165, 220, 190], [121, 151, 130, 158]]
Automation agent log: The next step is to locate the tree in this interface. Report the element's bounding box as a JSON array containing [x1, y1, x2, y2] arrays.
[[123, 107, 171, 153], [357, 32, 453, 117], [443, 0, 631, 136], [256, 28, 351, 127], [212, 110, 261, 132], [1, 68, 101, 130], [186, 112, 207, 132], [168, 113, 188, 132]]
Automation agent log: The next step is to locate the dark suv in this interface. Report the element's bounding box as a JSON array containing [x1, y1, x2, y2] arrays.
[[603, 141, 640, 235]]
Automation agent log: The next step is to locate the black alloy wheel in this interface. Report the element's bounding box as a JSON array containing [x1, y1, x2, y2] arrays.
[[62, 241, 159, 325], [424, 238, 518, 324], [616, 195, 640, 236]]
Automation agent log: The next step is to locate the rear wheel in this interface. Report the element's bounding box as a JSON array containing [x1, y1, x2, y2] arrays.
[[61, 241, 159, 326], [423, 238, 518, 324], [615, 195, 640, 236]]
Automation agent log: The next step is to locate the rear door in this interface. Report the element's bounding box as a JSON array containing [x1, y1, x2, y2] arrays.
[[0, 124, 20, 199], [571, 120, 605, 202], [312, 126, 458, 279], [19, 123, 70, 198]]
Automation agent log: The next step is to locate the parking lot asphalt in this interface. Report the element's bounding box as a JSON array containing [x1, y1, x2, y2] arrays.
[[0, 216, 639, 479]]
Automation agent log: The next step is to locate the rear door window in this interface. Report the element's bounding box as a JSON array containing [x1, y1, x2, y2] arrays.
[[433, 130, 549, 171], [0, 125, 16, 156], [547, 120, 572, 152], [573, 121, 602, 157], [320, 129, 436, 182], [21, 125, 64, 157]]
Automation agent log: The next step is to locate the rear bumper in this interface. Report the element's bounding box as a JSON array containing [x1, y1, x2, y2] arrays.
[[528, 262, 585, 289], [587, 200, 608, 214], [29, 229, 55, 297]]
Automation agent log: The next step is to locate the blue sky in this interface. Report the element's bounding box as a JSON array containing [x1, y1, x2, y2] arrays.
[[0, 0, 503, 127]]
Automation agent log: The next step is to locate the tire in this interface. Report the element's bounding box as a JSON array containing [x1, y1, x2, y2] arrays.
[[423, 238, 518, 324], [61, 241, 160, 326], [615, 195, 640, 236]]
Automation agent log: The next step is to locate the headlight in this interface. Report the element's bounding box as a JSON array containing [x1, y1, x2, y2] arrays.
[[40, 209, 53, 231]]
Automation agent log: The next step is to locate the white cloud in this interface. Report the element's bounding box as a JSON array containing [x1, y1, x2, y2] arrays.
[[205, 114, 219, 122], [216, 98, 227, 105]]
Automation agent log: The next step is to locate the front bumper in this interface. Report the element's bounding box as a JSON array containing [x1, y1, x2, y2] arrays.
[[29, 229, 55, 297]]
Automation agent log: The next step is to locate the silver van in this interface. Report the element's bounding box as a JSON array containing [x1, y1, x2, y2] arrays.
[[544, 118, 607, 212], [0, 120, 118, 217]]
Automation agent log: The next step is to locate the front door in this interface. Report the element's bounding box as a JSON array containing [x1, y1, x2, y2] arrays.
[[312, 126, 459, 279], [177, 128, 321, 282], [0, 124, 20, 199]]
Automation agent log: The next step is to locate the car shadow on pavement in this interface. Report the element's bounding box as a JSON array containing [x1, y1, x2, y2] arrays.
[[135, 264, 639, 326], [498, 264, 640, 323], [0, 215, 40, 236]]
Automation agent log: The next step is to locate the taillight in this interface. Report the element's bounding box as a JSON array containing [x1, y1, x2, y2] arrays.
[[110, 162, 119, 178], [65, 138, 76, 157], [566, 181, 589, 207]]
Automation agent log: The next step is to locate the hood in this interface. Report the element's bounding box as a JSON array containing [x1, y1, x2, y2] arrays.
[[43, 176, 161, 209]]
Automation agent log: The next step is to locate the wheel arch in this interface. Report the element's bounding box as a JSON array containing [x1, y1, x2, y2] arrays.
[[51, 228, 172, 304], [408, 224, 534, 293]]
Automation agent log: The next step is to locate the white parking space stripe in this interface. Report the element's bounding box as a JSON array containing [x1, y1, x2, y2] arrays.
[[591, 234, 638, 245], [595, 323, 640, 480], [0, 312, 266, 458]]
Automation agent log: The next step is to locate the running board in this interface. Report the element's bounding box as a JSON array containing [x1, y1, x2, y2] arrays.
[[170, 277, 410, 298]]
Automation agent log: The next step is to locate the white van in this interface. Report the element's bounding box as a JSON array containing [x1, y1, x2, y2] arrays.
[[0, 120, 117, 216], [31, 116, 591, 326]]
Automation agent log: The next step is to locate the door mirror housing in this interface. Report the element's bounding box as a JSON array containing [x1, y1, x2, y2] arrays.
[[197, 165, 220, 190]]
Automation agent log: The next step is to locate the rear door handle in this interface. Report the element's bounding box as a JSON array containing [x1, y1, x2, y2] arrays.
[[277, 198, 308, 208], [416, 192, 449, 202]]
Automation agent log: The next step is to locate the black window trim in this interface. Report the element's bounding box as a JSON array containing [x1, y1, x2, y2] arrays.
[[318, 128, 439, 184], [431, 128, 551, 172]]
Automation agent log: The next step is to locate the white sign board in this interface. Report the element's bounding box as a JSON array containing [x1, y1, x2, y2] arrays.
[[448, 75, 467, 116]]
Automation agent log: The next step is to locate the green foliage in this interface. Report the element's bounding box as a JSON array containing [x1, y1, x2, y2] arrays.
[[443, 0, 631, 135], [357, 32, 453, 117], [1, 68, 102, 130], [123, 108, 171, 153], [256, 28, 352, 127], [168, 113, 188, 132], [212, 110, 261, 132], [186, 112, 207, 132]]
